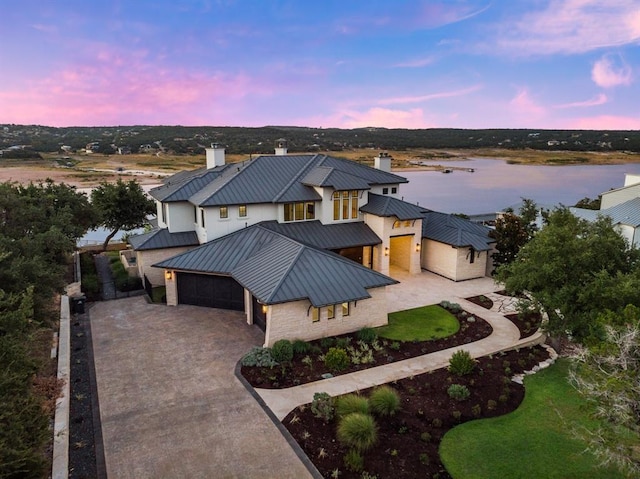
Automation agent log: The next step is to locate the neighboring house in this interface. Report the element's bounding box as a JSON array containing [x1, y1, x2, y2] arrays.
[[571, 174, 640, 248], [128, 142, 494, 346]]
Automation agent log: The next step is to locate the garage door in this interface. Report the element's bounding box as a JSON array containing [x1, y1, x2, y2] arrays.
[[177, 273, 245, 311]]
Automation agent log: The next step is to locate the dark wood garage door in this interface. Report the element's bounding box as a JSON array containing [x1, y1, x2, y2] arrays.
[[177, 273, 245, 311]]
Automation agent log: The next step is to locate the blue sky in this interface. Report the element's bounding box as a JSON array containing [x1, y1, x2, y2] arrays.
[[1, 1, 639, 129]]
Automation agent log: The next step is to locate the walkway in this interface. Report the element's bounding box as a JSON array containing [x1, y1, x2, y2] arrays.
[[257, 270, 544, 420], [94, 254, 116, 300]]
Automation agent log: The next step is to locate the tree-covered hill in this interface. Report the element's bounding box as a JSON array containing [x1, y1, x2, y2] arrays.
[[1, 124, 639, 156]]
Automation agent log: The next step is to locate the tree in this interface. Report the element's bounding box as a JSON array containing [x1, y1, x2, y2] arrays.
[[574, 196, 602, 210], [91, 179, 156, 250], [568, 305, 640, 476], [496, 208, 639, 340], [490, 199, 540, 271]]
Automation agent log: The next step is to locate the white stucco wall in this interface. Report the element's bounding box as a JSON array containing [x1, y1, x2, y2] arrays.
[[601, 183, 640, 209], [195, 203, 279, 243], [166, 202, 197, 233], [421, 239, 488, 281], [263, 287, 389, 347], [615, 224, 639, 248], [365, 213, 422, 275], [624, 174, 640, 187]]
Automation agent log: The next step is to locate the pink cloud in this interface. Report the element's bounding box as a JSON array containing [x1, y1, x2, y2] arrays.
[[569, 115, 640, 129], [554, 93, 608, 109], [394, 56, 436, 68], [592, 53, 633, 88], [378, 85, 482, 105], [509, 88, 546, 117], [310, 107, 433, 129]]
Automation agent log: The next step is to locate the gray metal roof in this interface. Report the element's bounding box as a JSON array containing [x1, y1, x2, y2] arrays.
[[153, 224, 397, 307], [302, 166, 372, 191], [260, 220, 381, 249], [128, 228, 199, 251], [422, 211, 494, 251], [148, 167, 229, 202], [360, 193, 426, 220], [179, 153, 407, 207], [572, 197, 640, 227]]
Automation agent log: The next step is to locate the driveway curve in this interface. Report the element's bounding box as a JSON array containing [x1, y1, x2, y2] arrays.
[[90, 296, 312, 479]]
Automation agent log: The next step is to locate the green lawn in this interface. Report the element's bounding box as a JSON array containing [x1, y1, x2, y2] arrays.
[[440, 360, 630, 479], [376, 305, 459, 341]]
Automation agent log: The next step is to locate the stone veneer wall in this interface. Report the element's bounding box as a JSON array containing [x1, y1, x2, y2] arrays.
[[137, 246, 194, 287], [454, 247, 488, 281], [263, 287, 388, 347]]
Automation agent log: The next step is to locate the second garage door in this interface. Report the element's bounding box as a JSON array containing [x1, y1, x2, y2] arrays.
[[177, 273, 245, 311]]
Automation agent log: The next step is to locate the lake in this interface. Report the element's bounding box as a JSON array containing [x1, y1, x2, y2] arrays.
[[399, 158, 640, 215]]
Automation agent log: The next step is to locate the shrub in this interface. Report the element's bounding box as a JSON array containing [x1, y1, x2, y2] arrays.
[[343, 449, 364, 472], [389, 341, 401, 351], [337, 413, 378, 451], [81, 273, 100, 295], [369, 386, 401, 417], [292, 339, 310, 356], [431, 418, 443, 428], [447, 384, 471, 401], [452, 410, 462, 421], [311, 392, 335, 423], [336, 394, 369, 418], [448, 350, 476, 376], [320, 337, 335, 349], [325, 347, 350, 372], [471, 404, 482, 416], [419, 453, 430, 465], [420, 431, 431, 442], [357, 327, 378, 344], [241, 346, 278, 368], [271, 339, 293, 363], [487, 399, 497, 410], [335, 337, 351, 349]]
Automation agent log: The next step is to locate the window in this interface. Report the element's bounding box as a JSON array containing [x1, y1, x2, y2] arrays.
[[238, 205, 247, 217], [219, 206, 228, 219], [311, 307, 319, 322], [161, 203, 167, 224], [469, 249, 475, 264], [342, 302, 350, 317], [391, 187, 397, 194], [382, 187, 389, 194], [284, 202, 315, 222], [193, 206, 197, 223], [327, 305, 335, 319], [333, 190, 359, 221], [200, 208, 205, 227]]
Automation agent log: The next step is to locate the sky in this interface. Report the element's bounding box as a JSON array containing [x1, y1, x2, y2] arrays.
[[1, 1, 639, 129]]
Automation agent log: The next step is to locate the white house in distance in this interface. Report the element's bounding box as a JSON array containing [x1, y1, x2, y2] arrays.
[[571, 173, 640, 248], [128, 141, 494, 346]]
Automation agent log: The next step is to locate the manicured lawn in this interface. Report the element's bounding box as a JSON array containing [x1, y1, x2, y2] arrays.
[[376, 305, 459, 341], [440, 359, 629, 479]]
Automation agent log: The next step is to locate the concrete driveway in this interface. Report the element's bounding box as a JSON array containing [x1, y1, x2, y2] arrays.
[[90, 297, 313, 479]]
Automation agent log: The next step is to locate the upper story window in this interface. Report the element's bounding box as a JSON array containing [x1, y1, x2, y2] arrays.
[[220, 206, 228, 219], [193, 206, 197, 223], [200, 208, 206, 227], [284, 202, 315, 222], [333, 190, 359, 221], [391, 187, 397, 194], [238, 205, 247, 217], [382, 187, 389, 194], [161, 203, 168, 224]]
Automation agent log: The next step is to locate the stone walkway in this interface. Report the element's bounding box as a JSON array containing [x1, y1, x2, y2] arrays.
[[257, 274, 544, 420], [94, 254, 117, 300]]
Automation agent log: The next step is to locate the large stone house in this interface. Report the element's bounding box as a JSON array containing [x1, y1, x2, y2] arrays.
[[128, 142, 494, 346]]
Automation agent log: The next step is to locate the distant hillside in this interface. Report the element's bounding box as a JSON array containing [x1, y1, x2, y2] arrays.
[[1, 124, 640, 156]]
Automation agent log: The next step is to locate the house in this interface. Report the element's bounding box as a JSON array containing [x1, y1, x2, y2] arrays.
[[128, 142, 494, 346], [571, 174, 640, 248]]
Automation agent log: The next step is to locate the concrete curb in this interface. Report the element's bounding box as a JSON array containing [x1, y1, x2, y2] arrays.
[[52, 295, 70, 479]]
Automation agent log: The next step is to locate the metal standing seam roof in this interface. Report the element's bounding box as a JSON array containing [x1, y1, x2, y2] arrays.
[[572, 197, 640, 227], [153, 224, 397, 307], [302, 166, 372, 191], [128, 228, 200, 251], [422, 211, 494, 251], [360, 193, 427, 220], [259, 220, 382, 249], [148, 167, 227, 202]]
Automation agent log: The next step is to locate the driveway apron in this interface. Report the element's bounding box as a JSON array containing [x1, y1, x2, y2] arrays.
[[90, 297, 312, 479]]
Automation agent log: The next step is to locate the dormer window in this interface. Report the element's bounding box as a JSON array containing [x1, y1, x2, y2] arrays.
[[284, 202, 315, 222]]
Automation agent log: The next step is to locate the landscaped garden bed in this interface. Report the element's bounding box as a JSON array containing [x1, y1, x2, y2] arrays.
[[241, 303, 493, 389], [465, 294, 494, 309], [284, 345, 551, 479], [504, 311, 542, 339]]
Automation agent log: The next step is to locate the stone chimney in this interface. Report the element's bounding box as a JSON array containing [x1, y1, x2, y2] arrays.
[[374, 151, 391, 172], [275, 138, 288, 156], [206, 143, 225, 169]]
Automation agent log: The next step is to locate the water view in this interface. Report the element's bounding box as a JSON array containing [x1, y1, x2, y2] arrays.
[[400, 158, 640, 215]]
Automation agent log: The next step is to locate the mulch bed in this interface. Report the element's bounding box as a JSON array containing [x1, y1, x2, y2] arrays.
[[241, 308, 493, 389], [465, 295, 494, 309], [68, 309, 99, 479], [284, 345, 551, 479], [504, 311, 543, 339]]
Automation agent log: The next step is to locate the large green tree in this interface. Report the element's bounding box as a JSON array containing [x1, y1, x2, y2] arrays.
[[496, 208, 639, 340], [90, 179, 155, 250], [491, 199, 540, 271]]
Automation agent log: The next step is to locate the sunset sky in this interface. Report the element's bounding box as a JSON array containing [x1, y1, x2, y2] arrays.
[[1, 1, 639, 129]]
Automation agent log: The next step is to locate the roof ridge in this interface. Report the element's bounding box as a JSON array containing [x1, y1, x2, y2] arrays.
[[272, 154, 322, 202], [192, 161, 247, 205], [261, 243, 306, 304]]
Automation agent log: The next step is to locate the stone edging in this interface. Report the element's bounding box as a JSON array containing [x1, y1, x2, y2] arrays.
[[52, 295, 70, 479], [511, 344, 559, 385], [234, 361, 324, 479]]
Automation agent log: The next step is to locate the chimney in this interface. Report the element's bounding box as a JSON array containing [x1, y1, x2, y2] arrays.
[[374, 151, 391, 172], [206, 143, 225, 169], [275, 138, 288, 156]]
